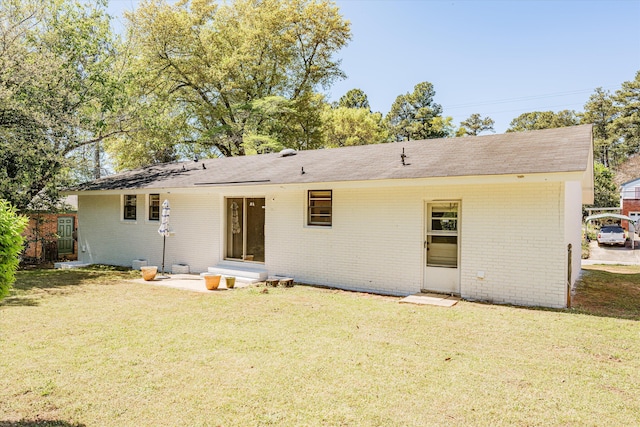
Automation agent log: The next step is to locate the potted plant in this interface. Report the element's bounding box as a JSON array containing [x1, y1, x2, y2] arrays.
[[202, 273, 222, 290], [225, 276, 236, 289], [140, 266, 158, 281]]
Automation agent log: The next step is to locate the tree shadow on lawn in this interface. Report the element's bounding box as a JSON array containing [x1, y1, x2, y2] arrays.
[[570, 267, 640, 321], [0, 420, 85, 427], [1, 266, 138, 308]]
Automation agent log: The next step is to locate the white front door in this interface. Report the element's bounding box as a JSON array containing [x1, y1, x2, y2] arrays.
[[424, 201, 460, 294]]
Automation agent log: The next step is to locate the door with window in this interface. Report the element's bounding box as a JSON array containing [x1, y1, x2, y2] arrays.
[[424, 202, 460, 294], [226, 198, 265, 262], [57, 216, 74, 256]]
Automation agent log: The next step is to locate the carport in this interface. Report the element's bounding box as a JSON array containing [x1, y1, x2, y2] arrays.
[[584, 213, 639, 250]]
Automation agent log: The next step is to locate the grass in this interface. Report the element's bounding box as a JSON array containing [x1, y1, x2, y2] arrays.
[[574, 264, 640, 320], [1, 266, 639, 426]]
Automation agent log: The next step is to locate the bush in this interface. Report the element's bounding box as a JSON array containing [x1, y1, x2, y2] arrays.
[[0, 199, 28, 299]]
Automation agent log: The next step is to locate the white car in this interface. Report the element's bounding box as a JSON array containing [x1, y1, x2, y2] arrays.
[[597, 225, 626, 246]]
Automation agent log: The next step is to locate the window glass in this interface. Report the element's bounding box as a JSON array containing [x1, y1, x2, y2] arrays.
[[149, 194, 160, 221], [308, 190, 332, 226], [124, 195, 137, 220], [427, 202, 458, 267]]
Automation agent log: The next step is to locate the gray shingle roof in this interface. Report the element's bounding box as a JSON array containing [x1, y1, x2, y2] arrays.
[[71, 125, 593, 192]]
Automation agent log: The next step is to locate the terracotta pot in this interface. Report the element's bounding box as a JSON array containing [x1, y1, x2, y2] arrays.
[[225, 276, 236, 289], [203, 274, 222, 290], [141, 266, 158, 281]]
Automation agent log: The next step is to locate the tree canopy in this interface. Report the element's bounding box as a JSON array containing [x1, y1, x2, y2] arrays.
[[337, 88, 370, 111], [506, 110, 579, 133], [321, 106, 387, 147], [116, 0, 351, 165], [1, 0, 638, 216], [385, 81, 449, 141], [457, 113, 495, 137], [611, 71, 640, 160], [581, 87, 617, 167], [0, 0, 123, 210]]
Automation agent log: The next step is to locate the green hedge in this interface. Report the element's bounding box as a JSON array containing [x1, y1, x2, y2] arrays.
[[0, 200, 28, 300]]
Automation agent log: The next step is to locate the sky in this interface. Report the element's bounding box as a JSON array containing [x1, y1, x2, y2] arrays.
[[107, 0, 640, 133]]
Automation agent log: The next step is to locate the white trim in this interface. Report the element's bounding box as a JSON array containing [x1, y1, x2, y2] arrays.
[[66, 171, 588, 197], [423, 199, 461, 295]]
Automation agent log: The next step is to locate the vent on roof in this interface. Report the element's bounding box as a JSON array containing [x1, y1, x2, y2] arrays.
[[279, 148, 297, 157]]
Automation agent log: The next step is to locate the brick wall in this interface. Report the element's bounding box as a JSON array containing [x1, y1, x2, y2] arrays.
[[621, 199, 640, 230], [23, 213, 77, 261], [78, 194, 219, 272], [78, 178, 580, 308], [267, 181, 572, 308]]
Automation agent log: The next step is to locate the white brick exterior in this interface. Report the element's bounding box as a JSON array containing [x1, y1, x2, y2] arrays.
[[78, 178, 582, 308], [78, 193, 220, 273]]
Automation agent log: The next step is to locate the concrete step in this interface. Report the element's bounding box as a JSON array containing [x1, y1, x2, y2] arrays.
[[205, 261, 268, 282], [54, 261, 91, 269]]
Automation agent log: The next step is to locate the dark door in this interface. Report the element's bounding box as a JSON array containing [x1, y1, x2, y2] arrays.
[[57, 217, 74, 256], [226, 198, 265, 262]]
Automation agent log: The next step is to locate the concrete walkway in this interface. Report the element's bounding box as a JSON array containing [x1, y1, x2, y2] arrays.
[[400, 293, 459, 307], [583, 240, 640, 266], [129, 274, 255, 293]]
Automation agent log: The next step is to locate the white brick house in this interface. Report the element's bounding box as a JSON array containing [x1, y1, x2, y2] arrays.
[[69, 125, 594, 308]]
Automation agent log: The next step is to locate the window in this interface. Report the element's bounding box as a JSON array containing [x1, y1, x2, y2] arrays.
[[123, 195, 137, 220], [426, 202, 458, 268], [308, 190, 332, 226], [149, 194, 160, 221]]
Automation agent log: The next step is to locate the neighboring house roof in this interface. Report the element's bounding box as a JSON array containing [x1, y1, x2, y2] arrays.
[[70, 125, 593, 192], [26, 195, 78, 212], [620, 177, 640, 200], [620, 177, 640, 188]]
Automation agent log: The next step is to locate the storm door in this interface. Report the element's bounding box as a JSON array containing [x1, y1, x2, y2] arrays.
[[424, 201, 460, 294], [226, 198, 265, 262]]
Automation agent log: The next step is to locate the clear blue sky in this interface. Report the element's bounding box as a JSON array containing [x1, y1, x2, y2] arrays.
[[107, 0, 640, 133]]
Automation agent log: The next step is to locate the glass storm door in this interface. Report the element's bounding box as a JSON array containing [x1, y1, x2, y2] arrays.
[[226, 198, 265, 262], [424, 201, 460, 294]]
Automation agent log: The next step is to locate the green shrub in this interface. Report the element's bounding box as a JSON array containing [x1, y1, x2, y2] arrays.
[[0, 200, 28, 299]]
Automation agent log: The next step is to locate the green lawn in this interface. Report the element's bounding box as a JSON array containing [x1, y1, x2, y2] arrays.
[[1, 266, 639, 426]]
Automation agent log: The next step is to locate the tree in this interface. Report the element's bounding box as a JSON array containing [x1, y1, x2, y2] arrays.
[[123, 0, 351, 159], [611, 70, 640, 160], [0, 200, 28, 300], [506, 110, 579, 132], [581, 88, 617, 167], [337, 88, 370, 111], [385, 81, 448, 141], [457, 113, 495, 137], [590, 163, 619, 208], [0, 0, 124, 210], [321, 106, 388, 147]]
